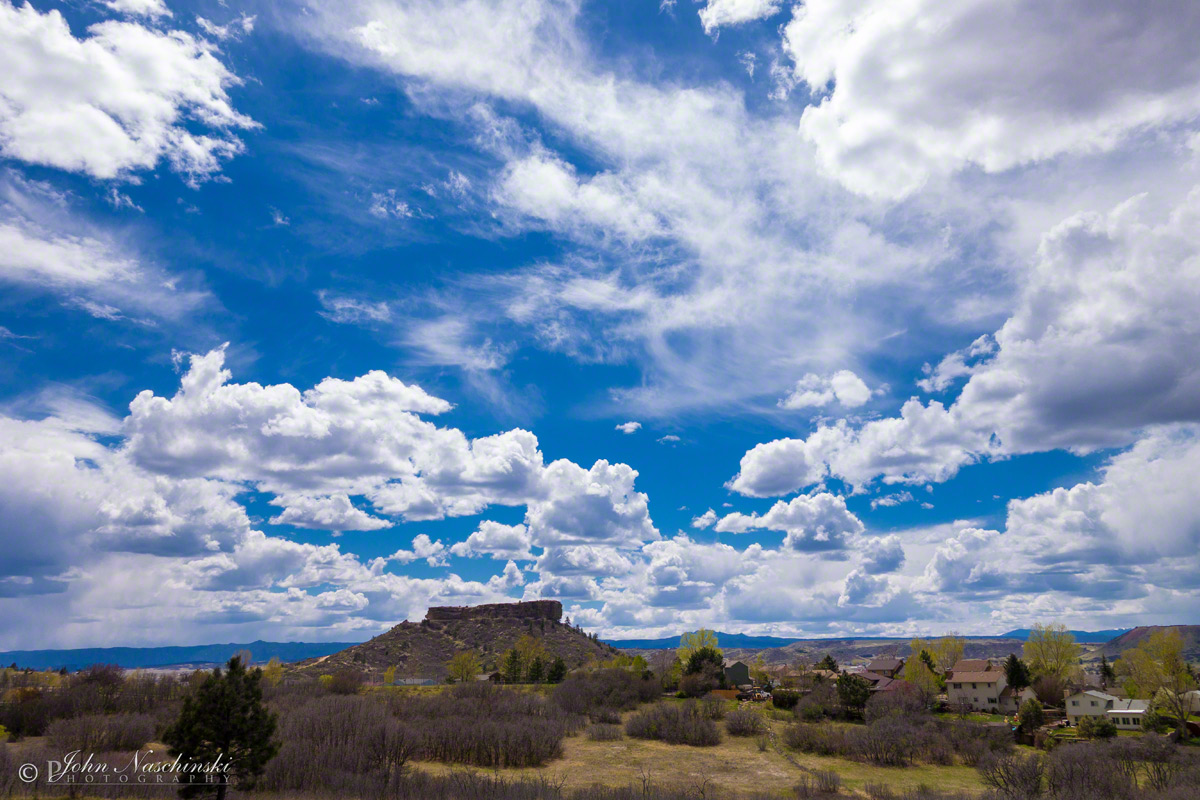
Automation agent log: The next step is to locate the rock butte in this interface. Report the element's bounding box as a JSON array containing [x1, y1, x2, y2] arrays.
[[424, 600, 563, 623]]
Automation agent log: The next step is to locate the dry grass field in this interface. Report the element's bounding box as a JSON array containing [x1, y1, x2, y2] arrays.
[[412, 710, 991, 798]]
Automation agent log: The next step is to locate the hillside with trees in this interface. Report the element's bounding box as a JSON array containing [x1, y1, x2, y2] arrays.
[[290, 600, 615, 680], [1101, 625, 1200, 663]]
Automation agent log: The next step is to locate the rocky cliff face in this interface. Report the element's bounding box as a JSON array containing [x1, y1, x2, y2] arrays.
[[426, 600, 562, 622]]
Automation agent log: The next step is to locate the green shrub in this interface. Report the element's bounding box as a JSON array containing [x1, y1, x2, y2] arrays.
[[771, 689, 800, 710], [1017, 698, 1045, 733], [1077, 715, 1117, 740]]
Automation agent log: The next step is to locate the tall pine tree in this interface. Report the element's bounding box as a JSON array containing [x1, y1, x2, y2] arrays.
[[164, 656, 278, 800], [1003, 654, 1032, 692]]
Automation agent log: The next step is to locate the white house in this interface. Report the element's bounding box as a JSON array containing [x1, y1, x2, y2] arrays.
[[947, 671, 1007, 712], [1106, 699, 1148, 730], [1066, 690, 1116, 724], [1182, 689, 1200, 714], [1065, 690, 1149, 730]]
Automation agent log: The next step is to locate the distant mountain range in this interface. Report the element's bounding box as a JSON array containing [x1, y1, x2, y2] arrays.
[[0, 640, 360, 671], [607, 628, 1135, 650], [999, 628, 1132, 643], [0, 625, 1152, 670]]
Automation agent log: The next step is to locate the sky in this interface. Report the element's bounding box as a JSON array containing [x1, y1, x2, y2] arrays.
[[1, 0, 1199, 649]]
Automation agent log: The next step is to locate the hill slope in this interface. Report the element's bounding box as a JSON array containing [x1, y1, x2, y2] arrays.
[[1099, 625, 1200, 662], [292, 600, 616, 679]]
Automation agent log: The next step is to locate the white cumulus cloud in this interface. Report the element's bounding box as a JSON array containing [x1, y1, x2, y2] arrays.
[[785, 0, 1200, 197], [0, 1, 256, 183], [779, 369, 871, 410]]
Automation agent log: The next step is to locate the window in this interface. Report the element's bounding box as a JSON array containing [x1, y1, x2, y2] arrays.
[[1134, 718, 1141, 725], [988, 698, 997, 704], [972, 683, 977, 689], [1071, 700, 1078, 706], [1090, 701, 1097, 707]]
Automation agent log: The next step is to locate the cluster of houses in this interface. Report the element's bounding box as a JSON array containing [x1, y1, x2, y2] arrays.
[[735, 652, 1196, 734]]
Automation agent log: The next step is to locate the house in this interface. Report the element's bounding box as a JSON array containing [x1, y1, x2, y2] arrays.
[[1064, 689, 1152, 729], [947, 671, 1007, 712], [948, 659, 993, 679], [392, 677, 438, 686], [858, 670, 905, 693], [857, 670, 889, 687], [1065, 690, 1116, 724], [868, 676, 912, 693], [866, 657, 905, 678], [998, 685, 1037, 714], [1105, 699, 1149, 730], [724, 660, 751, 687]]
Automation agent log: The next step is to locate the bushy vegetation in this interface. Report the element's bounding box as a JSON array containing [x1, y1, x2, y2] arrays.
[[864, 683, 928, 722], [794, 683, 840, 721], [47, 712, 155, 751], [585, 723, 624, 741], [625, 701, 721, 746], [975, 738, 1200, 800], [550, 667, 659, 716], [0, 664, 183, 739], [389, 682, 572, 767], [263, 681, 572, 777], [1077, 714, 1118, 739], [784, 715, 1010, 767], [771, 688, 801, 710], [260, 694, 417, 795], [325, 668, 366, 695], [725, 708, 767, 737], [793, 769, 840, 798], [697, 696, 726, 720]]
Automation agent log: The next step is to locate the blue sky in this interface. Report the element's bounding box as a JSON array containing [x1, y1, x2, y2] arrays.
[[2, 0, 1199, 648]]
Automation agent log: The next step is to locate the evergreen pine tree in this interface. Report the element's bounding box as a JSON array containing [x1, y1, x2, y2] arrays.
[[547, 656, 568, 683], [501, 649, 524, 683], [1003, 654, 1032, 692], [527, 655, 545, 683], [1098, 654, 1115, 688], [164, 656, 278, 800]]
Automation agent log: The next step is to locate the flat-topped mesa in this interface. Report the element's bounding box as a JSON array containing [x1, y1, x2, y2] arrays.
[[425, 600, 562, 623]]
